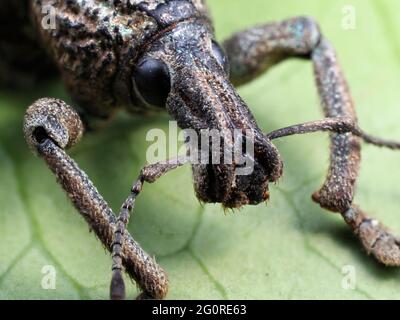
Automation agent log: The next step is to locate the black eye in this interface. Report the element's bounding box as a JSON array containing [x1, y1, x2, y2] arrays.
[[212, 40, 230, 75], [132, 58, 171, 108]]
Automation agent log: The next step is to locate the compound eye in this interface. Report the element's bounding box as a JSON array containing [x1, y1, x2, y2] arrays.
[[212, 40, 230, 76], [132, 58, 171, 108]]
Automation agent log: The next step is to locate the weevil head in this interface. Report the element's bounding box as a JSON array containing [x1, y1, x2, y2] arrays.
[[131, 20, 283, 208]]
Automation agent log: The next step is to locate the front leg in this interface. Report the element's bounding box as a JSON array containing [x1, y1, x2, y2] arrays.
[[224, 17, 360, 212], [24, 98, 169, 299], [223, 17, 400, 265]]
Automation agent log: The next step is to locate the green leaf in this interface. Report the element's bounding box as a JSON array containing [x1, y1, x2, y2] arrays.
[[1, 0, 400, 299]]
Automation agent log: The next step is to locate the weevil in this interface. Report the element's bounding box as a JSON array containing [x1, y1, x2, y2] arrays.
[[2, 0, 400, 299]]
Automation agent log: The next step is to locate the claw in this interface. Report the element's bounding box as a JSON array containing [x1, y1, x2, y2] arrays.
[[110, 270, 126, 300], [359, 220, 400, 266], [343, 207, 400, 266]]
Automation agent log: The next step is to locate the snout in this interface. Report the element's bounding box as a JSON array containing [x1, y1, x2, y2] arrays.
[[191, 133, 282, 208], [166, 52, 283, 208], [152, 21, 283, 208]]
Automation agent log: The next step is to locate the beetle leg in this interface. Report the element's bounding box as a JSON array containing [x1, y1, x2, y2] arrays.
[[24, 98, 169, 299], [224, 17, 359, 212], [224, 17, 400, 265], [111, 155, 187, 300]]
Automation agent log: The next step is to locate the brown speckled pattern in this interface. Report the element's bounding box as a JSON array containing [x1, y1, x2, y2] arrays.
[[24, 98, 168, 298], [30, 0, 210, 118], [24, 98, 84, 150], [311, 39, 361, 213], [224, 16, 321, 86], [31, 0, 157, 117]]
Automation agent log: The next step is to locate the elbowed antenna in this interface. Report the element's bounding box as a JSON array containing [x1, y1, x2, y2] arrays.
[[266, 117, 400, 150]]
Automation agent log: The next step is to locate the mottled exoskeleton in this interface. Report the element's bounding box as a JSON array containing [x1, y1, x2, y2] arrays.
[[2, 0, 400, 299]]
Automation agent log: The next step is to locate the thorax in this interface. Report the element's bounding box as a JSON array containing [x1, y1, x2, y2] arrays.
[[30, 0, 211, 119]]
